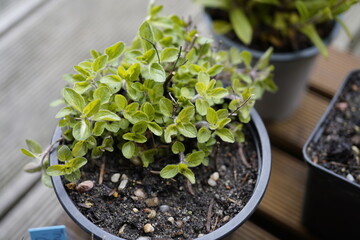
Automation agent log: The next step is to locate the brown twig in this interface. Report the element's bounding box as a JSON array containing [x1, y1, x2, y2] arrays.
[[206, 199, 215, 232], [211, 216, 219, 232], [186, 180, 195, 196], [98, 158, 105, 184], [40, 137, 64, 166], [241, 173, 250, 186], [238, 143, 251, 168]]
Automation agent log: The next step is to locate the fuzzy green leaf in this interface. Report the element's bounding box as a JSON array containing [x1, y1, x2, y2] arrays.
[[21, 148, 37, 158], [68, 157, 87, 170], [209, 87, 228, 98], [58, 145, 72, 162], [105, 41, 125, 61], [139, 21, 154, 51], [197, 71, 210, 84], [212, 20, 232, 35], [229, 8, 252, 45], [128, 63, 141, 81], [177, 106, 195, 123], [197, 127, 211, 143], [83, 99, 101, 117], [100, 75, 122, 93], [132, 121, 148, 134], [149, 63, 166, 82], [115, 94, 128, 111], [26, 139, 42, 154], [141, 102, 155, 120], [160, 164, 179, 179], [92, 55, 108, 72], [73, 120, 91, 141], [215, 128, 235, 143], [63, 88, 85, 112], [93, 110, 120, 121], [172, 141, 185, 154], [179, 163, 195, 184], [206, 107, 218, 125], [164, 124, 178, 143], [177, 123, 197, 138], [65, 169, 81, 183], [72, 141, 87, 157], [207, 64, 224, 76], [141, 149, 156, 167], [46, 165, 66, 176], [122, 141, 135, 159], [195, 98, 209, 116], [55, 107, 74, 118], [186, 151, 205, 167], [147, 122, 163, 136], [160, 47, 179, 62], [94, 86, 112, 104], [159, 98, 173, 117]]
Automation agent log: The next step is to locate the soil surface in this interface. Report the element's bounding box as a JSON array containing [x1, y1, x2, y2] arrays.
[[64, 128, 259, 240], [307, 71, 360, 185], [206, 8, 334, 53]]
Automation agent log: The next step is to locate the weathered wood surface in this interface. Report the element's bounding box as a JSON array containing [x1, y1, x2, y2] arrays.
[[0, 0, 359, 239]]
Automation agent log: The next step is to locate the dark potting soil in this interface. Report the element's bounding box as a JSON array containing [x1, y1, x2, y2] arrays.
[[307, 71, 360, 185], [206, 8, 335, 53], [64, 128, 259, 240]]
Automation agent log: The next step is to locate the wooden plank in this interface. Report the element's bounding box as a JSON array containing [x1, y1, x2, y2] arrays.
[[266, 91, 329, 156], [309, 48, 360, 97], [254, 148, 315, 240]]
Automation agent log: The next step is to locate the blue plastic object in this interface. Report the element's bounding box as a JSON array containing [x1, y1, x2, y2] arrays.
[[28, 225, 66, 240]]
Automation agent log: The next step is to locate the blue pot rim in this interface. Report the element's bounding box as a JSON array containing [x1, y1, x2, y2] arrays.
[[49, 109, 271, 240]]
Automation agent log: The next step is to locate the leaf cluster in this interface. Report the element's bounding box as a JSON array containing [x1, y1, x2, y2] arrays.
[[196, 0, 359, 57], [21, 3, 274, 185]]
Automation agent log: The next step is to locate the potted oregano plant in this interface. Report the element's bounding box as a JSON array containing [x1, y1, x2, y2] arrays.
[[21, 4, 273, 239], [195, 0, 359, 121], [302, 70, 360, 239]]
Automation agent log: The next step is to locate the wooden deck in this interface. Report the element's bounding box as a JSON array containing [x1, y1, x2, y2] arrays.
[[0, 0, 359, 239]]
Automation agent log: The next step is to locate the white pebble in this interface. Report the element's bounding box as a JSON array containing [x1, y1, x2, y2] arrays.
[[167, 217, 175, 224], [143, 223, 154, 233], [134, 188, 146, 199], [210, 172, 220, 181], [133, 208, 139, 213], [159, 205, 170, 212], [147, 210, 157, 219], [208, 178, 217, 187], [347, 173, 355, 182], [198, 233, 205, 237], [111, 173, 121, 183], [145, 197, 160, 207], [136, 237, 151, 240], [76, 180, 94, 192], [118, 179, 128, 191], [121, 174, 129, 180]]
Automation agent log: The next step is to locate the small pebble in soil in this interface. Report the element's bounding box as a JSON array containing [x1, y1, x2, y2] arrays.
[[118, 179, 128, 191], [347, 173, 355, 182], [65, 183, 76, 190], [133, 208, 139, 213], [111, 173, 121, 183], [198, 233, 205, 237], [136, 237, 151, 240], [167, 217, 175, 224], [159, 205, 170, 212], [175, 220, 184, 228], [118, 224, 126, 235], [121, 174, 129, 180], [210, 172, 220, 181], [222, 216, 230, 222], [335, 102, 348, 112], [134, 188, 146, 199], [147, 210, 157, 219], [76, 180, 94, 193], [143, 223, 154, 233], [207, 178, 217, 187], [145, 197, 160, 207]]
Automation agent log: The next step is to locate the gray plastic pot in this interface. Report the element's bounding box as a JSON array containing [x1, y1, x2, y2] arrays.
[[204, 12, 340, 121], [49, 110, 271, 240]]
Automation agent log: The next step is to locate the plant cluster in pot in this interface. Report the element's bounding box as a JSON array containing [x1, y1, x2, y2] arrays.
[[21, 4, 273, 240], [303, 70, 360, 239], [196, 0, 359, 121]]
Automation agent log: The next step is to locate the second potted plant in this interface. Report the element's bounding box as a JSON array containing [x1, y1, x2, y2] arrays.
[[196, 0, 359, 121], [21, 3, 273, 239]]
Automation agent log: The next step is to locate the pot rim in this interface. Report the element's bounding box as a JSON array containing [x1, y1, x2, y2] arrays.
[[203, 11, 340, 62], [50, 109, 271, 240], [302, 69, 360, 189]]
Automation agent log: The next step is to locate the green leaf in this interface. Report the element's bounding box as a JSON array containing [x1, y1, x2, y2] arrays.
[[100, 75, 122, 93], [68, 157, 87, 170], [241, 51, 252, 69], [74, 65, 90, 77], [93, 122, 106, 136], [149, 62, 166, 82], [115, 94, 128, 111], [141, 149, 156, 167], [216, 128, 235, 143], [197, 71, 210, 84], [147, 122, 163, 136], [229, 8, 252, 45], [74, 81, 91, 94], [255, 47, 273, 70], [58, 145, 72, 162], [105, 41, 125, 61], [132, 121, 148, 134], [186, 151, 205, 167], [123, 133, 147, 143], [164, 124, 178, 143], [212, 20, 232, 35], [197, 127, 211, 143], [131, 111, 149, 123], [217, 118, 231, 129], [63, 88, 85, 112], [300, 24, 328, 57], [217, 109, 228, 119], [73, 119, 91, 141], [207, 64, 224, 76], [177, 106, 195, 123], [41, 171, 53, 188], [160, 47, 179, 62], [92, 110, 120, 121], [177, 123, 197, 138], [159, 98, 173, 117], [195, 98, 209, 116], [56, 107, 74, 118], [92, 55, 108, 72], [160, 164, 179, 179], [194, 0, 229, 9], [206, 107, 218, 125], [141, 102, 155, 120], [46, 165, 66, 176], [65, 169, 81, 183], [122, 141, 135, 159], [21, 148, 37, 158], [139, 21, 154, 51], [72, 141, 87, 157], [209, 87, 228, 98], [172, 141, 185, 154], [23, 162, 42, 173], [83, 99, 100, 117], [195, 82, 207, 96], [128, 63, 141, 81], [94, 86, 111, 104], [26, 139, 42, 154], [179, 163, 195, 184]]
